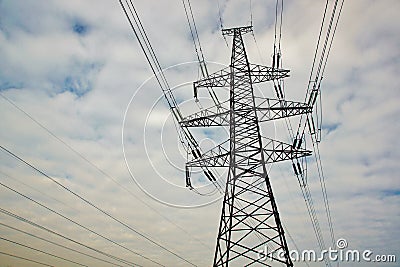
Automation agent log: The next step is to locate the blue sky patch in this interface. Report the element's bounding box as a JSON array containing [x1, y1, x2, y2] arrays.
[[202, 129, 214, 138], [382, 189, 400, 197], [73, 21, 88, 35], [62, 75, 91, 97], [0, 81, 23, 91], [58, 61, 102, 97], [322, 122, 341, 134]]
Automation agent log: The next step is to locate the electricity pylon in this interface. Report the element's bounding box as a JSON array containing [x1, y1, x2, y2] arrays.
[[181, 26, 312, 266]]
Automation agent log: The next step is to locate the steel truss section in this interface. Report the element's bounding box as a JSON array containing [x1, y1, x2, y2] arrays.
[[193, 64, 289, 89], [180, 98, 311, 127], [182, 26, 311, 266], [186, 138, 311, 169]]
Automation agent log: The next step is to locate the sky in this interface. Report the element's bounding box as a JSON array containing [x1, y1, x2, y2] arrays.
[[0, 0, 399, 266]]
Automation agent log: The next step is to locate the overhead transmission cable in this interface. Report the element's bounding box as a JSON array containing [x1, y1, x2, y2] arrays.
[[0, 145, 198, 267], [273, 1, 340, 260], [283, 223, 311, 267], [0, 251, 55, 267], [0, 169, 75, 211], [216, 0, 229, 47], [181, 0, 230, 193], [0, 92, 212, 251], [0, 207, 138, 266], [247, 0, 304, 255], [298, 0, 345, 139], [274, 2, 330, 263], [299, 183, 331, 267], [0, 180, 164, 267], [182, 0, 220, 106], [319, 0, 345, 84], [297, 0, 345, 253], [296, 0, 343, 262], [0, 236, 89, 267], [119, 0, 223, 194], [254, 1, 331, 265], [0, 222, 124, 267], [249, 0, 253, 26], [249, 0, 292, 254], [278, 1, 345, 265]]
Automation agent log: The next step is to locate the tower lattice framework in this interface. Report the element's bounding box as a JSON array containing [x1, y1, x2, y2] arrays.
[[181, 26, 312, 266]]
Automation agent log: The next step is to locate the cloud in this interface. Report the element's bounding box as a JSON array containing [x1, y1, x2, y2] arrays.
[[0, 0, 399, 266]]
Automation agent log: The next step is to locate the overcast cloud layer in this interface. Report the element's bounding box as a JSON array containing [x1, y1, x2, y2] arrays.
[[0, 0, 399, 266]]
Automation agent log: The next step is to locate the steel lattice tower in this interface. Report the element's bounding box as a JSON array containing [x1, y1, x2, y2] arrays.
[[181, 26, 312, 266]]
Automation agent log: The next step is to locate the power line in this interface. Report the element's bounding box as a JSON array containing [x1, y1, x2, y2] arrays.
[[119, 0, 174, 107], [298, 0, 345, 138], [293, 0, 330, 143], [299, 179, 331, 267], [0, 236, 89, 267], [0, 250, 54, 267], [0, 222, 124, 267], [253, 2, 334, 264], [305, 0, 330, 100], [285, 1, 345, 261], [314, 0, 343, 91], [0, 170, 77, 211], [0, 180, 164, 267], [0, 207, 140, 266], [319, 0, 345, 87], [249, 0, 253, 26], [252, 3, 323, 261], [278, 0, 284, 50], [181, 0, 230, 196], [181, 0, 220, 106], [300, 0, 346, 252], [216, 0, 229, 46], [310, 131, 336, 248], [0, 89, 212, 251], [119, 0, 223, 194], [283, 223, 311, 267], [0, 144, 198, 266]]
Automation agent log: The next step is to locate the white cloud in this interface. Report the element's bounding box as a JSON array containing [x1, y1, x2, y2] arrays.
[[0, 0, 399, 266]]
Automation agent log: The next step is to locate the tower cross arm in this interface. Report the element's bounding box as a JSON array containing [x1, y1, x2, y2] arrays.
[[193, 67, 231, 88], [180, 98, 311, 128], [179, 104, 230, 127], [186, 140, 230, 168], [249, 64, 290, 83], [255, 97, 312, 122], [262, 137, 312, 163], [186, 138, 311, 168], [193, 64, 290, 93]]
